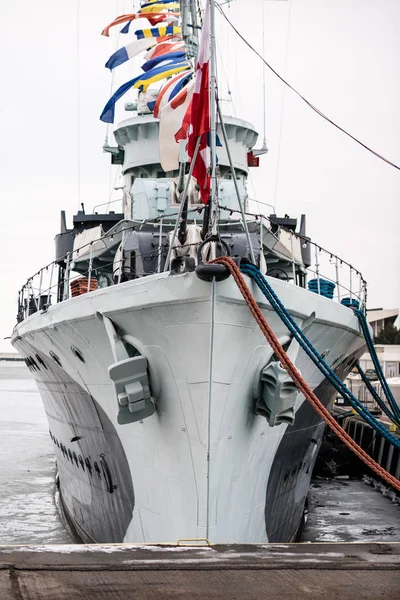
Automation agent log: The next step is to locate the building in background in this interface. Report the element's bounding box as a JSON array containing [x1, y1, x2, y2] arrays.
[[367, 308, 399, 338], [359, 345, 400, 379]]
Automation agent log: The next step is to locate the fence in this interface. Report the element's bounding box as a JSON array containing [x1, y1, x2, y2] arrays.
[[17, 215, 367, 322]]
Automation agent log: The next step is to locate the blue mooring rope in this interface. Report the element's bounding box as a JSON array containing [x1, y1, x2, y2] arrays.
[[240, 263, 400, 450], [353, 307, 400, 424], [340, 297, 400, 425], [355, 363, 400, 427]]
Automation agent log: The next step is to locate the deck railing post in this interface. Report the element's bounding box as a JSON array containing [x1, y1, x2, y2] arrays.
[[364, 280, 368, 313], [28, 279, 39, 312], [349, 267, 353, 302], [63, 253, 71, 301], [48, 262, 54, 305], [314, 245, 321, 295], [358, 273, 362, 307], [87, 243, 93, 291], [157, 219, 163, 274], [20, 287, 25, 320], [335, 257, 341, 302], [290, 233, 296, 284], [118, 229, 126, 285], [38, 269, 43, 303]]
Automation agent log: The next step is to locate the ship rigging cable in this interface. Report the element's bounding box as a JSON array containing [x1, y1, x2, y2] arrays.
[[210, 256, 400, 492], [216, 3, 400, 171], [355, 307, 400, 424], [356, 363, 400, 427]]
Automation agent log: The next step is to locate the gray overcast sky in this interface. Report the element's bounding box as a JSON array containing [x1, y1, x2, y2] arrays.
[[0, 0, 399, 351]]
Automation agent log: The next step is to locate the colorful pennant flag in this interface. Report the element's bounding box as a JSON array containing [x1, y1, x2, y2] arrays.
[[137, 61, 190, 91], [102, 13, 175, 36], [141, 0, 180, 6], [100, 62, 190, 123], [144, 40, 185, 61], [187, 0, 211, 204], [167, 71, 193, 102], [141, 50, 186, 72], [159, 80, 195, 172], [135, 25, 181, 39], [105, 38, 157, 71], [139, 2, 180, 14], [153, 71, 191, 118]]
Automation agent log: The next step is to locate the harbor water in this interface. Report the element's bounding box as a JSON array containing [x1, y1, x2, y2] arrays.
[[0, 361, 73, 545], [0, 361, 399, 546]]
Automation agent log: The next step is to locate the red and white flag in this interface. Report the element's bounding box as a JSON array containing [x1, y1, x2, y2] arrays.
[[186, 0, 211, 204], [159, 80, 195, 172]]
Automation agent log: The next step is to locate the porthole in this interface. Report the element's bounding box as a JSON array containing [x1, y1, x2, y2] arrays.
[[68, 449, 73, 462], [49, 351, 62, 367], [36, 354, 48, 369], [85, 457, 92, 474], [71, 346, 85, 363], [78, 455, 85, 470], [26, 356, 38, 371], [100, 454, 115, 494], [72, 451, 78, 466], [94, 461, 101, 477], [29, 356, 40, 371]]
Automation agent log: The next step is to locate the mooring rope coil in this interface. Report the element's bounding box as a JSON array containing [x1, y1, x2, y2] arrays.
[[210, 257, 400, 492]]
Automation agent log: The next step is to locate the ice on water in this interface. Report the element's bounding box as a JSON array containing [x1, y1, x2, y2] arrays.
[[0, 362, 73, 545]]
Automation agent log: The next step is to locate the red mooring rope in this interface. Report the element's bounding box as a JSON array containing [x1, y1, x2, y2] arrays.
[[212, 257, 400, 492]]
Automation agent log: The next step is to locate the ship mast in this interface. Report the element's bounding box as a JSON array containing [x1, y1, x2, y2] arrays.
[[181, 0, 199, 59], [209, 0, 218, 238]]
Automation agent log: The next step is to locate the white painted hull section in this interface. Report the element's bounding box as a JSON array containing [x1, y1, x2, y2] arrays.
[[12, 272, 365, 543]]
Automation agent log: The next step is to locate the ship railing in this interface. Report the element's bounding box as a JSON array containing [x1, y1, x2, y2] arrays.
[[358, 380, 389, 415], [17, 216, 367, 322], [345, 375, 383, 415], [257, 213, 367, 311], [218, 205, 367, 311]]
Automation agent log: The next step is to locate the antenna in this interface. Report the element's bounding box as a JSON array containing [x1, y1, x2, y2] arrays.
[[261, 1, 268, 151]]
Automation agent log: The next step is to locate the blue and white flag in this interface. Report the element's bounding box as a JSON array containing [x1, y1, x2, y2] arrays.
[[166, 70, 193, 101], [105, 38, 157, 70], [100, 61, 191, 123], [141, 50, 186, 72], [120, 20, 133, 34]]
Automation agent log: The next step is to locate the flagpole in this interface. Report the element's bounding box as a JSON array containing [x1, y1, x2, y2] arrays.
[[209, 0, 218, 237]]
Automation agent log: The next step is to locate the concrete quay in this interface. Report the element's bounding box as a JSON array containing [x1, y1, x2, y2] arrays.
[[0, 542, 399, 599]]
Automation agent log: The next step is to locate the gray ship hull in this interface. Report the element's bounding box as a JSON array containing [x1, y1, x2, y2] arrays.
[[12, 271, 366, 543]]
